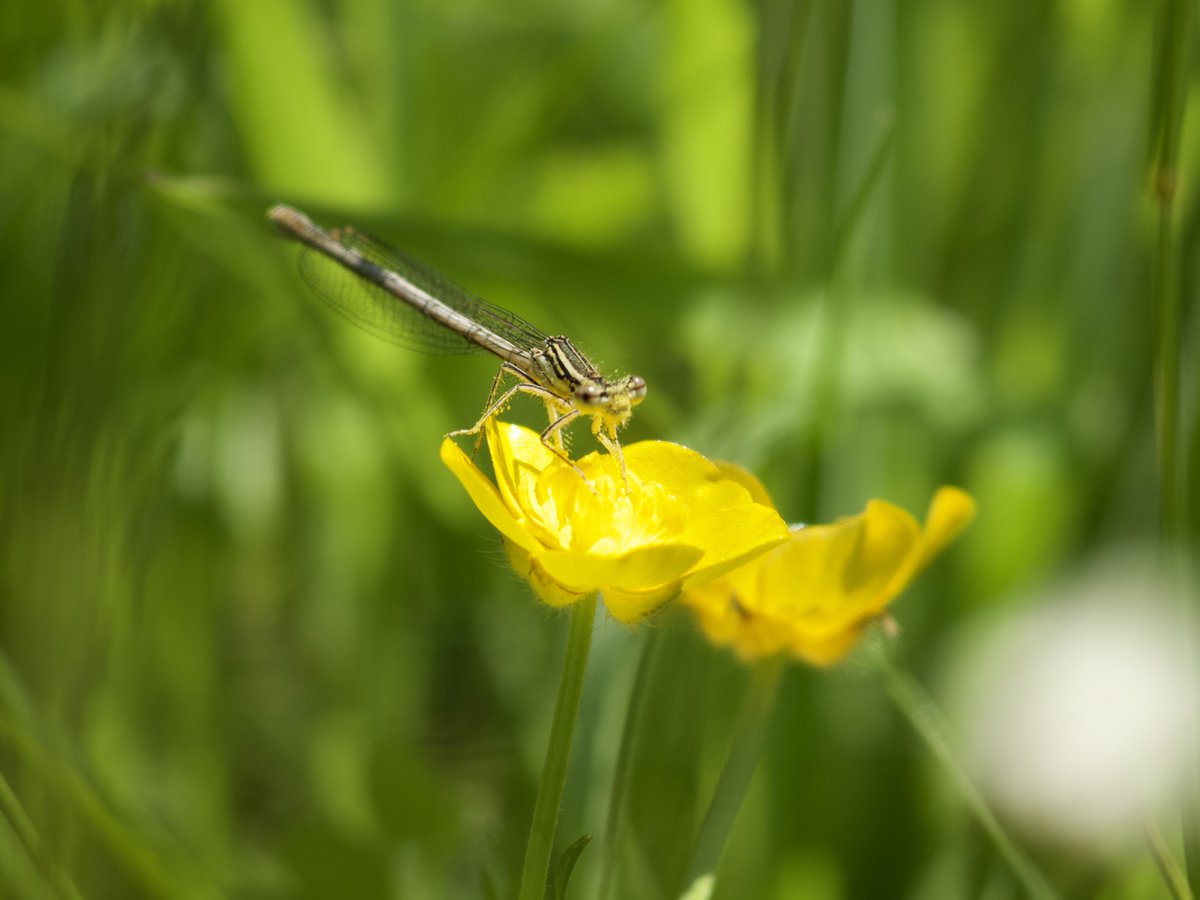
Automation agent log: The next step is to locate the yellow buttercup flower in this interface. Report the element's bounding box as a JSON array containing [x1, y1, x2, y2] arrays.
[[680, 486, 976, 666], [439, 420, 791, 622]]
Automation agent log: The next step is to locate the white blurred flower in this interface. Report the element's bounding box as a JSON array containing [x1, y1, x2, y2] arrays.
[[948, 552, 1198, 852]]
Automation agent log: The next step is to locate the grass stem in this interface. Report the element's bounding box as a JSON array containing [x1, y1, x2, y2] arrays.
[[679, 654, 784, 899], [869, 644, 1058, 900]]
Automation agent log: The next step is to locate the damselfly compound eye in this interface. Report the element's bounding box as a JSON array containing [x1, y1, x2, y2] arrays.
[[626, 376, 647, 404], [575, 383, 607, 407]]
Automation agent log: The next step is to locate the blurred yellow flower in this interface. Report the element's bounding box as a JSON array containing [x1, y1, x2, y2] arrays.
[[680, 486, 976, 665], [440, 420, 791, 622]]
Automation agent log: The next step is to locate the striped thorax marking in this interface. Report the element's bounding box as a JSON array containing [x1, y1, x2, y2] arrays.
[[528, 336, 647, 440]]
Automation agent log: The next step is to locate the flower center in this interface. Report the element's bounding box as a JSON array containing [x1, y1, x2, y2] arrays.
[[522, 461, 685, 555]]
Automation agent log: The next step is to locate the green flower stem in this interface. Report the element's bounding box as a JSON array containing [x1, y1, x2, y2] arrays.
[[517, 594, 598, 900], [869, 645, 1057, 900], [680, 654, 785, 899]]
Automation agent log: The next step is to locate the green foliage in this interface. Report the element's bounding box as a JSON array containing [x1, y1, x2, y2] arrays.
[[0, 1, 1193, 899], [552, 833, 592, 900]]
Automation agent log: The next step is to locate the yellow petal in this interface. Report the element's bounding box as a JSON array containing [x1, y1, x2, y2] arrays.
[[786, 627, 864, 667], [916, 486, 976, 570], [439, 437, 541, 556], [760, 502, 920, 638], [622, 440, 738, 497], [537, 543, 704, 596], [622, 445, 791, 584], [684, 579, 791, 660], [486, 418, 563, 512], [712, 461, 776, 508], [503, 540, 589, 608], [680, 486, 976, 667], [679, 503, 792, 588], [602, 583, 683, 622]]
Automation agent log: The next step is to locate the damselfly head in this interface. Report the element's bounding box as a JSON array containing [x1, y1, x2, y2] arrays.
[[573, 374, 647, 431]]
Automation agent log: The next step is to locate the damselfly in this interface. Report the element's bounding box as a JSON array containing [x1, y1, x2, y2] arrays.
[[268, 205, 646, 474]]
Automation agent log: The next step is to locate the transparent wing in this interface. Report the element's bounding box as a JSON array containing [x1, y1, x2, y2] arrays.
[[296, 227, 550, 355]]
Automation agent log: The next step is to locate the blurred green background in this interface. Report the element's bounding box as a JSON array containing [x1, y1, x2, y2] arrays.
[[0, 1, 1195, 898]]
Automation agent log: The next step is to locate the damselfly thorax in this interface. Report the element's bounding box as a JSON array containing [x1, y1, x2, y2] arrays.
[[268, 205, 647, 477]]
